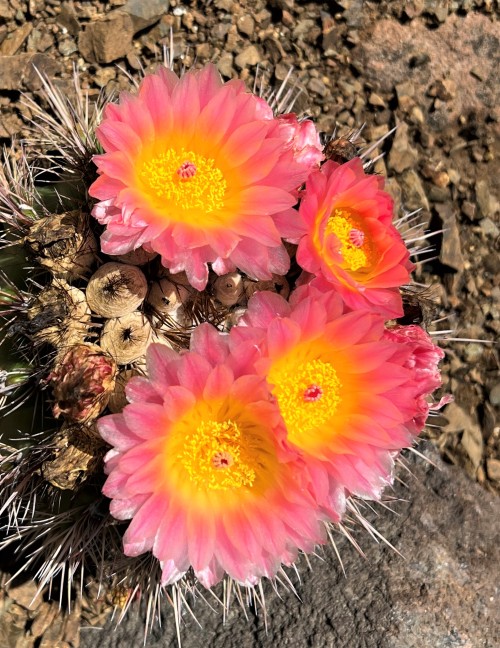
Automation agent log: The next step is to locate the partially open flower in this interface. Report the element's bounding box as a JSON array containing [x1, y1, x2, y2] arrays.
[[383, 324, 445, 429], [99, 324, 325, 587], [49, 343, 116, 422], [89, 64, 319, 290], [86, 262, 148, 318], [285, 158, 413, 318]]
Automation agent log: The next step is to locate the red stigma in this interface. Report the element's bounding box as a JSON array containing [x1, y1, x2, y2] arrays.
[[303, 385, 323, 402], [348, 228, 364, 247], [177, 161, 197, 179]]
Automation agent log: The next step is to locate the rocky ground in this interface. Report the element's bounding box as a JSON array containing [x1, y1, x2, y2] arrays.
[[0, 0, 499, 646]]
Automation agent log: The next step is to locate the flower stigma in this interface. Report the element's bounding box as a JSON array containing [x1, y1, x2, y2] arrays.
[[141, 148, 226, 212], [179, 419, 256, 491], [326, 209, 371, 271], [269, 358, 342, 448]]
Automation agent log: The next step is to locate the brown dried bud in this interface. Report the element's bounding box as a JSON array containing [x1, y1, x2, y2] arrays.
[[86, 263, 148, 318], [49, 344, 116, 422], [24, 210, 97, 279], [244, 275, 290, 300], [324, 137, 358, 164], [114, 248, 158, 266], [27, 280, 91, 348], [100, 312, 152, 365], [41, 422, 106, 490], [213, 272, 245, 307]]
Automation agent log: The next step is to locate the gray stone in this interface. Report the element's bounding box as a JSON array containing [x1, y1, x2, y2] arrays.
[[489, 383, 500, 407], [234, 45, 261, 70], [79, 445, 500, 648], [388, 122, 419, 174], [435, 203, 464, 272], [78, 11, 134, 64], [123, 0, 170, 34], [399, 169, 430, 212]]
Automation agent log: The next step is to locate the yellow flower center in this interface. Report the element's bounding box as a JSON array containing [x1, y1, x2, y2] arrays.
[[269, 357, 342, 448], [140, 148, 226, 212], [326, 209, 371, 271], [177, 419, 256, 491]]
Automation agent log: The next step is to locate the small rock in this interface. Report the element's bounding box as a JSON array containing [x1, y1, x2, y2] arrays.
[[293, 18, 316, 40], [126, 49, 142, 70], [475, 179, 499, 218], [94, 67, 117, 88], [486, 458, 500, 481], [237, 15, 254, 37], [489, 383, 500, 407], [0, 23, 32, 56], [368, 92, 385, 107], [123, 0, 170, 33], [195, 42, 211, 59], [234, 45, 261, 69], [56, 3, 80, 38], [0, 0, 14, 20], [388, 122, 419, 174], [58, 38, 78, 57], [435, 203, 464, 272], [217, 52, 233, 77], [307, 77, 328, 97], [443, 403, 483, 469], [399, 169, 430, 211], [215, 0, 233, 10], [464, 343, 484, 363], [479, 217, 500, 238], [254, 9, 271, 28], [0, 53, 59, 91], [78, 11, 134, 64]]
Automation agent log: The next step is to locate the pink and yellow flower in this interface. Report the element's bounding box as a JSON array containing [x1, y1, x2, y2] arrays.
[[233, 289, 442, 518], [281, 158, 413, 317], [89, 64, 321, 290], [98, 324, 326, 587]]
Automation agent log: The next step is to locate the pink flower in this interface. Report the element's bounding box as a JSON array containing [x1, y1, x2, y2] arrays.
[[280, 158, 413, 317], [232, 289, 440, 518], [98, 324, 325, 588], [89, 64, 320, 290]]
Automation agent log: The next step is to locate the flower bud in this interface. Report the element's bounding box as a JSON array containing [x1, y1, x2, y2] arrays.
[[86, 263, 148, 318], [213, 272, 245, 307], [100, 312, 152, 365], [244, 274, 290, 300]]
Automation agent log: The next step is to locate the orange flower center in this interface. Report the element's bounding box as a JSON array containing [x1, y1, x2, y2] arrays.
[[268, 357, 342, 449], [140, 148, 227, 212], [177, 418, 256, 491], [326, 209, 372, 271]]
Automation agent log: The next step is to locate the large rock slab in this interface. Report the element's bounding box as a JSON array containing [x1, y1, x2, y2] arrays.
[[81, 444, 500, 647]]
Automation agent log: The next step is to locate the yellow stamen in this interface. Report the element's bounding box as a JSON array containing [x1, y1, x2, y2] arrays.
[[326, 209, 370, 271], [140, 148, 226, 212], [269, 358, 342, 448], [178, 419, 256, 491]]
